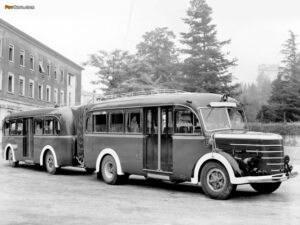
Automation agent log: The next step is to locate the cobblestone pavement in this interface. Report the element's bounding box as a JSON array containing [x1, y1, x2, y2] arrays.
[[0, 157, 299, 225]]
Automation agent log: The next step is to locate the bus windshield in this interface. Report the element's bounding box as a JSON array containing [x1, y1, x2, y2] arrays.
[[200, 108, 246, 131]]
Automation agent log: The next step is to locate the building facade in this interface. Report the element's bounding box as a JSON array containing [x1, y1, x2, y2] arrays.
[[0, 19, 83, 129]]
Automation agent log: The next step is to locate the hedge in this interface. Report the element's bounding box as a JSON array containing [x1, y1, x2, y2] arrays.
[[248, 122, 300, 136]]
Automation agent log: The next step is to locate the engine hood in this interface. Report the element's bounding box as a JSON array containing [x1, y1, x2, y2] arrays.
[[213, 130, 282, 142]]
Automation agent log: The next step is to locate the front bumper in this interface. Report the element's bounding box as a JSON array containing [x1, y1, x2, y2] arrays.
[[231, 171, 298, 185]]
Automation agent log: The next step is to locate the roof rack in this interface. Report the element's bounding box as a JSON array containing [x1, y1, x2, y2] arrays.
[[96, 89, 186, 102]]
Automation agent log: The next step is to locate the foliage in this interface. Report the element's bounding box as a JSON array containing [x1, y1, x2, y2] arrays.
[[84, 28, 180, 93], [180, 0, 238, 94], [248, 122, 300, 136], [238, 72, 272, 122], [258, 31, 300, 122]]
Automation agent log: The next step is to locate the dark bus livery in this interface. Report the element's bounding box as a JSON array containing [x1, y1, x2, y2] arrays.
[[1, 106, 84, 174], [83, 92, 297, 199], [2, 91, 297, 199]]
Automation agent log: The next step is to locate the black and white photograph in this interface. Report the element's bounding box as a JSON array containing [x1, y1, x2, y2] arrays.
[[0, 0, 299, 224]]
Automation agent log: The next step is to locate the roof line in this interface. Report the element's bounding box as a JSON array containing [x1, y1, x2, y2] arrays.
[[0, 18, 84, 71]]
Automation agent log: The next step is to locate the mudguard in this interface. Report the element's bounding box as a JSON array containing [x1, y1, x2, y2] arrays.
[[215, 150, 245, 177]]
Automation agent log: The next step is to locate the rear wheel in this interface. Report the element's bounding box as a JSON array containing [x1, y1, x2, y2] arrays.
[[45, 151, 57, 175], [250, 182, 281, 194], [8, 149, 19, 167], [101, 155, 126, 185], [200, 162, 236, 200]]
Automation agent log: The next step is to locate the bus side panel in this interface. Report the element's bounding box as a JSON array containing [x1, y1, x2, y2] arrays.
[[33, 136, 75, 166], [172, 137, 208, 181], [2, 136, 24, 161], [84, 134, 144, 174]]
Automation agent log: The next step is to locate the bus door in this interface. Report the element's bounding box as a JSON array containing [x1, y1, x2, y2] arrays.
[[144, 107, 173, 172], [24, 118, 34, 158], [144, 108, 158, 170], [161, 107, 173, 172]]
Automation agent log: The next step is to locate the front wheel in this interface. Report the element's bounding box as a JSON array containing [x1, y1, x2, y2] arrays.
[[200, 162, 236, 200], [8, 149, 19, 167], [250, 182, 281, 194], [45, 151, 57, 175]]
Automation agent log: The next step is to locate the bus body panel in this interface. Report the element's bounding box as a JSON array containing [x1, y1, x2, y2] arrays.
[[84, 134, 144, 174], [171, 136, 208, 180], [33, 136, 75, 166]]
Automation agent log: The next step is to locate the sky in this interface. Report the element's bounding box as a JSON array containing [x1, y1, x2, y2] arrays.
[[1, 0, 300, 92]]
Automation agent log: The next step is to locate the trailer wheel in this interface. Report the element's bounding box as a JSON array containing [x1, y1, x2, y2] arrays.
[[45, 151, 57, 175], [8, 149, 19, 167], [250, 182, 281, 194], [200, 161, 236, 200]]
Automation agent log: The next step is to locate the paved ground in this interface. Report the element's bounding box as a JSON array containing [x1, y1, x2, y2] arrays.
[[0, 157, 299, 225]]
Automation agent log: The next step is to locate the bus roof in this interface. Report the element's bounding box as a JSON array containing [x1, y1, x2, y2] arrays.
[[4, 106, 75, 120], [89, 92, 239, 111]]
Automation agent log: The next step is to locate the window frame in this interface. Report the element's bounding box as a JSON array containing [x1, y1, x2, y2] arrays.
[[19, 76, 25, 96], [29, 79, 34, 98], [8, 44, 14, 62], [46, 85, 51, 102], [29, 55, 34, 71], [7, 72, 14, 94], [109, 110, 124, 133], [38, 84, 43, 100], [20, 49, 25, 67], [174, 106, 202, 135], [125, 108, 143, 134]]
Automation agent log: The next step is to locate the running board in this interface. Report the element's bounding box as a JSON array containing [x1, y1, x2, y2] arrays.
[[24, 159, 34, 165], [147, 173, 170, 181]]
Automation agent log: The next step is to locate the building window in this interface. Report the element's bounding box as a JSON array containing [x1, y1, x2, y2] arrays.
[[54, 70, 57, 80], [68, 92, 71, 106], [7, 73, 14, 93], [60, 70, 64, 82], [39, 61, 45, 73], [38, 84, 43, 100], [68, 73, 72, 86], [0, 70, 2, 90], [20, 50, 25, 67], [47, 64, 51, 78], [54, 88, 58, 104], [30, 55, 34, 70], [8, 44, 14, 62], [19, 76, 25, 96], [0, 39, 3, 57], [46, 85, 51, 102], [60, 90, 64, 105], [29, 79, 34, 98]]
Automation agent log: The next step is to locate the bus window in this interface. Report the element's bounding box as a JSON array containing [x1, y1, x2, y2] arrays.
[[162, 108, 173, 134], [4, 121, 10, 136], [34, 119, 43, 135], [110, 112, 123, 133], [44, 119, 53, 135], [86, 113, 93, 132], [9, 120, 16, 135], [175, 108, 201, 134], [125, 110, 141, 133], [53, 119, 60, 135], [16, 119, 23, 135], [94, 112, 107, 132]]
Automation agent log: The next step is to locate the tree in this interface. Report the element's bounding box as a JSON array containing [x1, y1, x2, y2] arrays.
[[258, 31, 300, 122], [83, 49, 136, 93], [180, 0, 237, 94], [132, 27, 180, 89]]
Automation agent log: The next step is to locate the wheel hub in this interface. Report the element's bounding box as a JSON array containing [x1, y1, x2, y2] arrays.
[[207, 168, 226, 191]]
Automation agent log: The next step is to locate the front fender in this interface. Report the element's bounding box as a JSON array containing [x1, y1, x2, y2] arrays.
[[216, 150, 245, 177]]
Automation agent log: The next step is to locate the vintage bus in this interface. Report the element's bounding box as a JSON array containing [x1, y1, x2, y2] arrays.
[[1, 106, 86, 174], [83, 91, 297, 199]]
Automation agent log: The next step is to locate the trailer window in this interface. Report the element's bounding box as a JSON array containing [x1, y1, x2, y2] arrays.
[[44, 119, 53, 135], [9, 121, 16, 135], [16, 119, 23, 135]]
